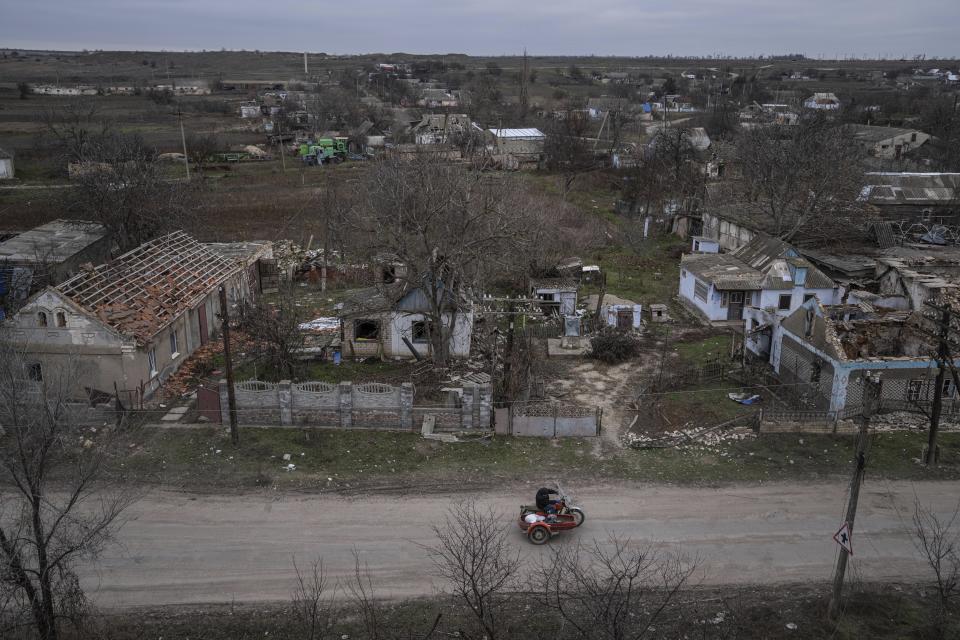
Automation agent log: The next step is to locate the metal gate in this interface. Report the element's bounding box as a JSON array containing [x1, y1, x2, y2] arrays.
[[197, 385, 222, 423]]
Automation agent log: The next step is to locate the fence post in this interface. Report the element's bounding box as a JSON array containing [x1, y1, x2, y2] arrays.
[[478, 383, 492, 429], [339, 382, 353, 429], [400, 382, 414, 430], [461, 383, 476, 429], [218, 378, 230, 425], [279, 380, 293, 426]]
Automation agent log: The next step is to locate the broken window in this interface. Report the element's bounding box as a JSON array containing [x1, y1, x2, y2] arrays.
[[354, 319, 381, 341], [803, 294, 815, 303], [382, 266, 396, 284], [694, 280, 708, 303], [28, 363, 42, 382], [943, 378, 956, 399], [148, 348, 158, 376], [908, 379, 924, 402], [810, 359, 822, 384], [720, 292, 729, 307], [37, 311, 48, 327], [170, 330, 179, 357], [55, 311, 67, 328], [412, 320, 432, 344], [778, 294, 792, 311]]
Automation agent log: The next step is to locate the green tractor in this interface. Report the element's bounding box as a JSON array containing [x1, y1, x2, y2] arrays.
[[299, 137, 348, 165]]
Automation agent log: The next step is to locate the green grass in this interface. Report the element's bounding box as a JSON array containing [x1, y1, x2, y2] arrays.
[[674, 334, 732, 364], [112, 426, 960, 492]]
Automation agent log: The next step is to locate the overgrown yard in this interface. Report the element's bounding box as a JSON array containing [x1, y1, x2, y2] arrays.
[[109, 425, 960, 492]]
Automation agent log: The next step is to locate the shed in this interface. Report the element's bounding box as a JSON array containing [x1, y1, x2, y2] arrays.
[[0, 146, 13, 180], [530, 277, 578, 316], [585, 294, 643, 330]]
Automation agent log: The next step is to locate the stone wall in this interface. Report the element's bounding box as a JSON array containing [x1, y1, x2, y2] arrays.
[[221, 379, 492, 431]]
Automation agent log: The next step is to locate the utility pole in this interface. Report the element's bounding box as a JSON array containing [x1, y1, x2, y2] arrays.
[[500, 300, 517, 402], [277, 118, 286, 173], [828, 371, 880, 618], [218, 286, 240, 445], [926, 304, 951, 464], [304, 51, 308, 76], [178, 107, 191, 181]]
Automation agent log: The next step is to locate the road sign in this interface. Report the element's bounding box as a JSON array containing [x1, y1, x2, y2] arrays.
[[833, 522, 853, 555]]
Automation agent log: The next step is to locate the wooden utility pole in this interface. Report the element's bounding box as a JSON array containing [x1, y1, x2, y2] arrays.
[[927, 305, 951, 464], [178, 107, 191, 182], [828, 371, 880, 618], [218, 286, 240, 445], [501, 300, 517, 401]]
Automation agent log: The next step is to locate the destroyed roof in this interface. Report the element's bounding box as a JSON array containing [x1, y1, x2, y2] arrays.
[[861, 172, 960, 205], [339, 287, 392, 316], [55, 231, 240, 343], [412, 113, 472, 131], [680, 253, 764, 290], [205, 241, 273, 265], [0, 220, 108, 264], [584, 293, 638, 308], [530, 277, 579, 291], [731, 234, 835, 290]]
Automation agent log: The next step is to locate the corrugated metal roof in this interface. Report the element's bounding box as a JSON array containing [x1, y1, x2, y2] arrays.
[[488, 128, 545, 139]]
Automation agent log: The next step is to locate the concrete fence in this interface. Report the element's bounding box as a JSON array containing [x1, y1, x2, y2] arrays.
[[220, 379, 492, 431]]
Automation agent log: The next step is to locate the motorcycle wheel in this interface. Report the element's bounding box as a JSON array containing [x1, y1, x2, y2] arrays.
[[570, 508, 585, 527], [529, 526, 550, 545]]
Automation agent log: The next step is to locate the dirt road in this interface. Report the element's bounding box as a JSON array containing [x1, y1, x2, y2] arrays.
[[89, 481, 955, 608]]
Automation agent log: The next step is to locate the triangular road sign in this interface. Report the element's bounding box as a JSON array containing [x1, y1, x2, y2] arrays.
[[833, 522, 853, 555]]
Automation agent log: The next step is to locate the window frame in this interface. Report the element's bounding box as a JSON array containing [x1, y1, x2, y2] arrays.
[[37, 311, 48, 327], [148, 348, 158, 377], [411, 320, 432, 344], [354, 318, 381, 341], [169, 329, 179, 358], [907, 379, 924, 402], [778, 294, 793, 311], [55, 311, 67, 327], [693, 279, 708, 303], [28, 362, 43, 382]]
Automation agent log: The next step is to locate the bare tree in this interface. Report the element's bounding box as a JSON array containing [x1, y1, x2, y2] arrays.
[[912, 497, 960, 627], [543, 109, 595, 199], [537, 535, 698, 640], [64, 132, 195, 252], [291, 556, 337, 640], [239, 289, 305, 380], [734, 115, 868, 243], [37, 98, 110, 164], [354, 154, 529, 368], [185, 132, 221, 177], [623, 128, 705, 220], [424, 504, 520, 640], [0, 340, 135, 640]]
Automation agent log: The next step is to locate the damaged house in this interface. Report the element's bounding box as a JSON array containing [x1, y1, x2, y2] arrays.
[[338, 283, 474, 360], [773, 296, 956, 415], [2, 232, 254, 400], [0, 220, 112, 316], [680, 235, 839, 330], [411, 113, 475, 145]]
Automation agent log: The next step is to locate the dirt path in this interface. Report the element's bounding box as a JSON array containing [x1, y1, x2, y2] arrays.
[[87, 480, 956, 608]]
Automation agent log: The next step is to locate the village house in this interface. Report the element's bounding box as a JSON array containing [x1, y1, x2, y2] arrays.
[[486, 128, 545, 165], [586, 97, 630, 120], [418, 88, 460, 109], [771, 296, 958, 416], [1, 232, 255, 401], [0, 220, 112, 316], [679, 235, 839, 329], [585, 293, 642, 330], [530, 277, 578, 316], [338, 284, 473, 360], [860, 172, 960, 222], [803, 92, 841, 110], [848, 125, 931, 160], [411, 113, 474, 145]]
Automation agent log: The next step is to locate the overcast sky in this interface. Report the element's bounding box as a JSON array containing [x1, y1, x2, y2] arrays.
[[1, 0, 958, 58]]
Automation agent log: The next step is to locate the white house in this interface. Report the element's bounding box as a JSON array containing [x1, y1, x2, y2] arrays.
[[339, 285, 473, 360], [531, 277, 578, 316], [585, 294, 642, 330], [848, 125, 931, 160], [803, 92, 841, 110], [679, 235, 840, 329]]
